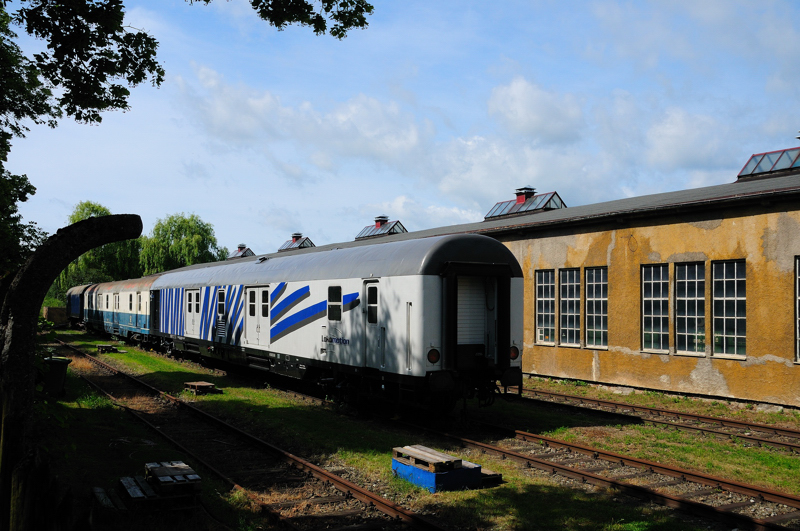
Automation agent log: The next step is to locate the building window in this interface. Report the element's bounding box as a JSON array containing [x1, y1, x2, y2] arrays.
[[713, 261, 746, 356], [328, 286, 342, 321], [585, 267, 608, 347], [559, 269, 580, 346], [675, 263, 705, 354], [535, 270, 555, 343], [642, 264, 669, 352]]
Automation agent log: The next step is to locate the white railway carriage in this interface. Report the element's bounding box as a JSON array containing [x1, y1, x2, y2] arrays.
[[148, 233, 523, 405]]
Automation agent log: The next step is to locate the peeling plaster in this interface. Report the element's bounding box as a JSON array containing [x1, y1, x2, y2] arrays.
[[647, 251, 662, 262], [659, 374, 670, 385], [679, 358, 730, 396], [607, 231, 616, 266], [666, 251, 707, 263], [592, 352, 599, 381], [739, 353, 795, 369], [689, 219, 723, 230], [760, 213, 800, 272]]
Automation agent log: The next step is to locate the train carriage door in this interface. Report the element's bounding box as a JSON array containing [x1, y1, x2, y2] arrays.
[[136, 292, 142, 330], [363, 280, 383, 368], [112, 293, 120, 332], [185, 289, 200, 337], [244, 286, 269, 347]]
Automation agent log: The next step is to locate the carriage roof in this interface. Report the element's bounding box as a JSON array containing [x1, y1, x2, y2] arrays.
[[151, 234, 522, 290]]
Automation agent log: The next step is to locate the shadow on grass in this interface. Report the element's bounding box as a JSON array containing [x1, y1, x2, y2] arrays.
[[34, 373, 268, 531]]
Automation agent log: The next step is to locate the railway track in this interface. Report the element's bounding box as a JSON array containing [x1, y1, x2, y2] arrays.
[[515, 387, 800, 454], [56, 339, 443, 531], [405, 419, 800, 531]]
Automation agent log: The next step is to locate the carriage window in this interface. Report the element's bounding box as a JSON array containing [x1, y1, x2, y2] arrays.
[[217, 290, 225, 316], [249, 290, 256, 317], [138, 294, 142, 312], [188, 292, 193, 314], [328, 286, 342, 321], [367, 285, 378, 324], [261, 290, 269, 318], [129, 294, 133, 311], [105, 294, 109, 309]]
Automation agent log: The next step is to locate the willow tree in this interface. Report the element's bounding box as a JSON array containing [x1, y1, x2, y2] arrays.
[[140, 213, 228, 275], [50, 201, 142, 299]]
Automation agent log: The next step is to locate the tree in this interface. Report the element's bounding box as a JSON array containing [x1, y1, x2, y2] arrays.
[[140, 213, 228, 275], [0, 214, 143, 531], [49, 201, 142, 300], [0, 0, 373, 286]]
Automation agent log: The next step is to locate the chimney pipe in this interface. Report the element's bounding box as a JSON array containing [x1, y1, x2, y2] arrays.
[[375, 215, 389, 228], [291, 232, 303, 243], [515, 186, 536, 204]]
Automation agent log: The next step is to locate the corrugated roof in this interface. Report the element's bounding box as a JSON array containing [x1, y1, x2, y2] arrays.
[[154, 168, 800, 278]]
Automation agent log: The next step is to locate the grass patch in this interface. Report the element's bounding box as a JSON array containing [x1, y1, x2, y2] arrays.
[[523, 376, 800, 429], [32, 369, 265, 530], [49, 332, 717, 530]]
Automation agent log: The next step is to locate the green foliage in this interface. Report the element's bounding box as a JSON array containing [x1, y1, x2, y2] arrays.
[[140, 213, 228, 275], [49, 201, 142, 300], [199, 0, 373, 39]]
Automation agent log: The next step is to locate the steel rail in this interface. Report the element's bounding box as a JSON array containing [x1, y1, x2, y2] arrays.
[[509, 427, 800, 509], [403, 420, 800, 531], [517, 388, 800, 450], [58, 339, 444, 531]]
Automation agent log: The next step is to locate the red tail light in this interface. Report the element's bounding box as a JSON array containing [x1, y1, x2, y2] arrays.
[[427, 348, 441, 364], [510, 346, 520, 360]]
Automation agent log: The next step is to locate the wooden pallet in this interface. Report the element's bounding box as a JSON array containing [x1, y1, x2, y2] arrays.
[[183, 381, 220, 395], [97, 344, 118, 353], [392, 445, 462, 472], [145, 461, 202, 495]]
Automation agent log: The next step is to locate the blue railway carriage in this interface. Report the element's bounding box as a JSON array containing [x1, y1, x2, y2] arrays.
[[66, 284, 92, 327], [151, 234, 524, 406], [84, 276, 161, 342]]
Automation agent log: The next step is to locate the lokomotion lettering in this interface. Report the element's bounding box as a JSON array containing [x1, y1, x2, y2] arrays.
[[322, 335, 350, 345]]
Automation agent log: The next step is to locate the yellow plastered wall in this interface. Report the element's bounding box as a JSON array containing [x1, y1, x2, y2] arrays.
[[499, 205, 800, 406]]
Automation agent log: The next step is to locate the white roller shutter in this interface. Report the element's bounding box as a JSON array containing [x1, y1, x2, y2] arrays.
[[457, 276, 486, 344]]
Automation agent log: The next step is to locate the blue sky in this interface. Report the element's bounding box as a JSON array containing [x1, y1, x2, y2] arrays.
[[8, 0, 800, 255]]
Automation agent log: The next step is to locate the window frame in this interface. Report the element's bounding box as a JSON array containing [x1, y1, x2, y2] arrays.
[[712, 260, 746, 357], [327, 285, 342, 322], [675, 262, 706, 356], [535, 270, 556, 345], [642, 264, 669, 353], [559, 268, 581, 347], [585, 267, 608, 348]]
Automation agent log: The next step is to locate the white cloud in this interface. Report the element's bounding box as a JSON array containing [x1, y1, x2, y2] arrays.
[[644, 108, 729, 170], [365, 195, 483, 229], [177, 67, 426, 174], [488, 77, 584, 143]]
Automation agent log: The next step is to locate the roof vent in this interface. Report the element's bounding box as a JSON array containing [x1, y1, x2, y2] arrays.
[[279, 232, 315, 252], [227, 244, 255, 260], [484, 188, 566, 220], [737, 146, 800, 182], [356, 216, 408, 240], [515, 186, 536, 204]]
